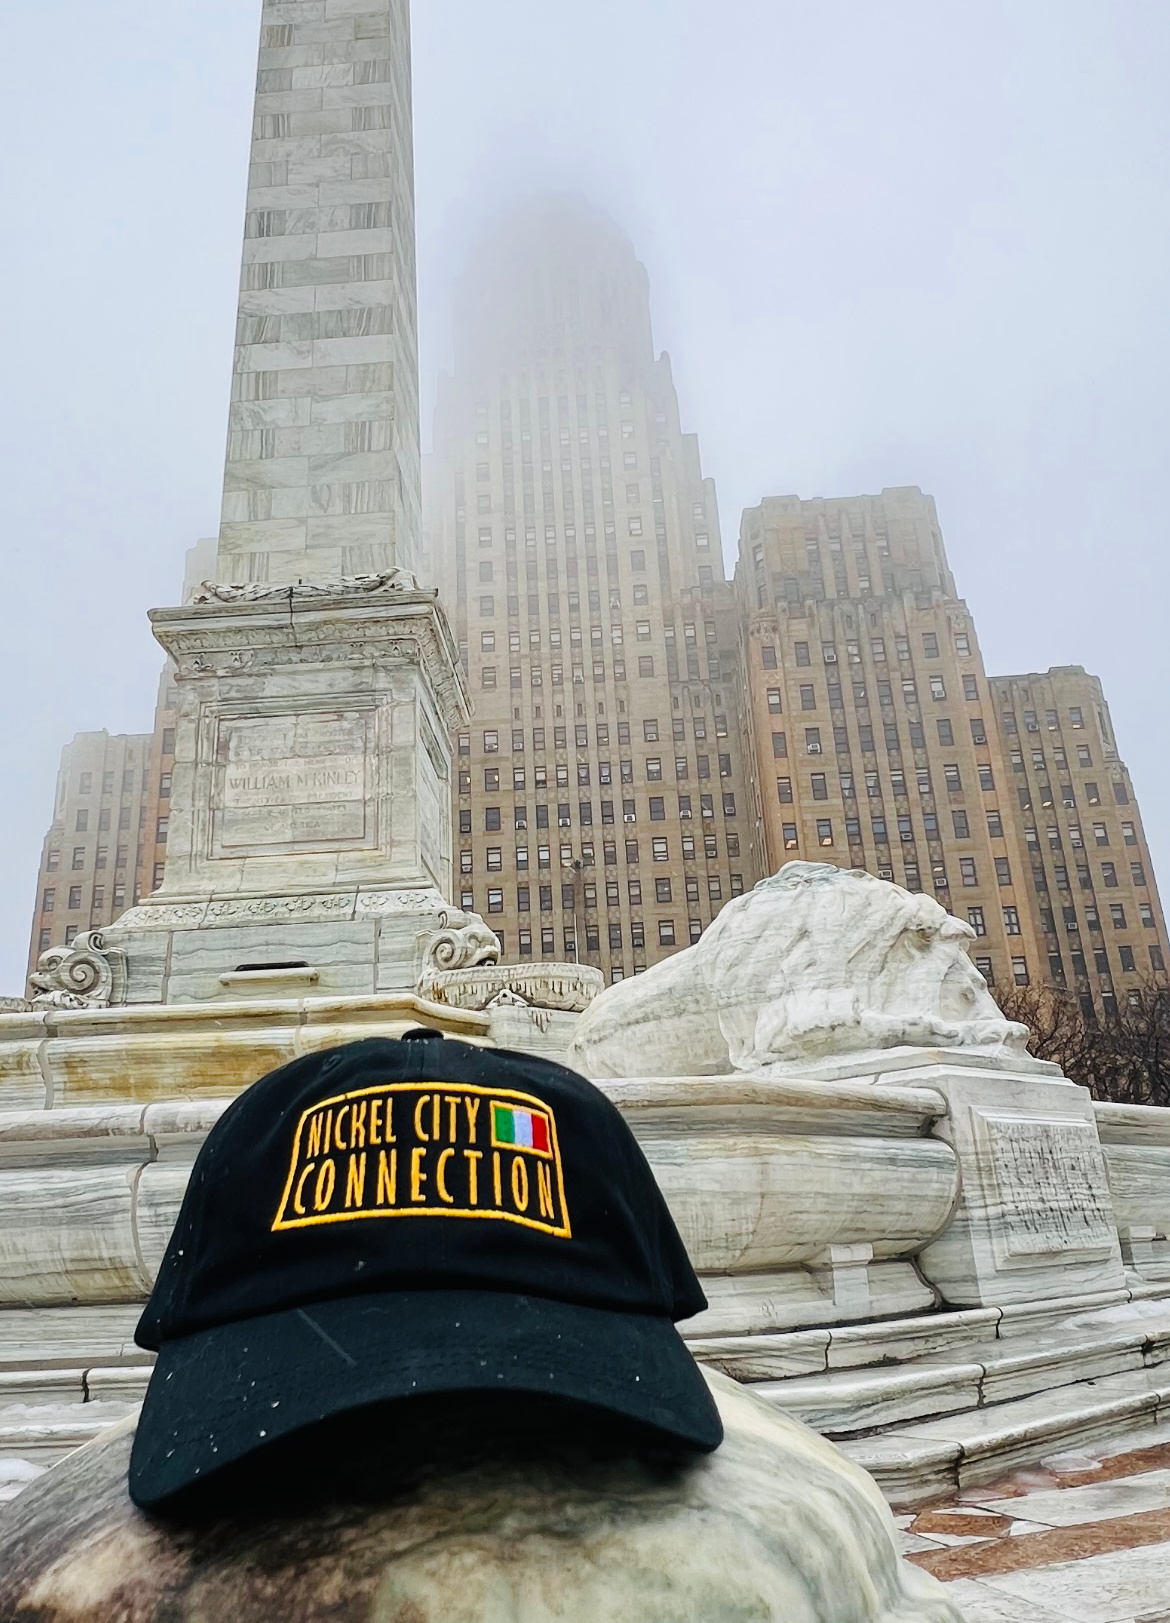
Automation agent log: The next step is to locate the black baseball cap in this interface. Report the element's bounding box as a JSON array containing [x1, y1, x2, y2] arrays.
[[129, 1033, 721, 1508]]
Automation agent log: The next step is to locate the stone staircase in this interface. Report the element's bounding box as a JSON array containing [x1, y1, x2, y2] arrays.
[[690, 1281, 1170, 1505], [5, 1288, 1170, 1509], [0, 1306, 149, 1502]]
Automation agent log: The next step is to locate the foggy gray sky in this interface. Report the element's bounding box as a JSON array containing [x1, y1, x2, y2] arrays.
[[1, 0, 1167, 993]]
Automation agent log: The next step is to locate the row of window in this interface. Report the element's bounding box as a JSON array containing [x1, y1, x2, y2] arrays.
[[461, 916, 699, 953], [479, 657, 661, 688], [1017, 782, 1115, 810], [768, 718, 985, 757], [38, 884, 129, 928], [759, 631, 971, 668], [71, 805, 142, 834], [1040, 902, 1158, 934], [464, 565, 718, 617], [461, 873, 734, 912], [458, 834, 738, 870], [465, 756, 735, 792], [481, 618, 660, 647], [462, 718, 729, 753], [777, 762, 991, 796], [42, 843, 137, 892], [476, 449, 643, 485], [972, 954, 1162, 990], [1028, 945, 1165, 981], [461, 795, 738, 834], [1024, 822, 1140, 850], [770, 677, 977, 712], [73, 768, 145, 796], [1001, 707, 1086, 733]]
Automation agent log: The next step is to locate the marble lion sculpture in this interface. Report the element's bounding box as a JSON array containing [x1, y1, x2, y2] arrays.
[[569, 860, 1028, 1078], [0, 1371, 959, 1623]]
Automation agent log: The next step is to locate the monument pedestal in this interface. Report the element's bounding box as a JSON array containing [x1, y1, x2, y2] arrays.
[[105, 576, 490, 1003]]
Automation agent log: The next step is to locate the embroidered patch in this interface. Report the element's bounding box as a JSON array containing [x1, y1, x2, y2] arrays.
[[271, 1081, 571, 1238]]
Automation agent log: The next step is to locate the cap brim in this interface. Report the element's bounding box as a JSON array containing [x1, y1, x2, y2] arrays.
[[128, 1288, 723, 1509]]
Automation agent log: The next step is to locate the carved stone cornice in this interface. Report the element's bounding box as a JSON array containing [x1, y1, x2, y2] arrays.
[[148, 586, 470, 730], [420, 962, 604, 1014]]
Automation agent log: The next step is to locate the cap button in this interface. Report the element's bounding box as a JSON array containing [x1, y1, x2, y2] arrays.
[[401, 1028, 445, 1042]]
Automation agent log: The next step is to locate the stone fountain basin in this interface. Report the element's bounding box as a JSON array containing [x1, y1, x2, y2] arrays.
[[0, 1072, 957, 1330]]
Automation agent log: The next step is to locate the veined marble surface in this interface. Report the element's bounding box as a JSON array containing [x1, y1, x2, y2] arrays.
[[0, 1370, 960, 1623]]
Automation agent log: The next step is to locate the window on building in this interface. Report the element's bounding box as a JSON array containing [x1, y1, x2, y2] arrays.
[[968, 906, 986, 935], [816, 819, 834, 847], [995, 857, 1012, 886]]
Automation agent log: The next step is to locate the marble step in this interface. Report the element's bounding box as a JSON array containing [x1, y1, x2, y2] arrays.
[[752, 1321, 1167, 1433], [0, 1397, 137, 1467], [690, 1281, 1170, 1382], [840, 1365, 1170, 1505]]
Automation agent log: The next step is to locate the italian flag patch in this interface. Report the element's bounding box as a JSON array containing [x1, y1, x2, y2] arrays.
[[491, 1100, 551, 1155]]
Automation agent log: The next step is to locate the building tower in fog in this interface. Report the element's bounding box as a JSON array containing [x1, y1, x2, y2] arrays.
[[425, 197, 761, 978], [26, 731, 154, 981], [989, 667, 1167, 1010], [733, 488, 1168, 1005], [734, 487, 1045, 992]]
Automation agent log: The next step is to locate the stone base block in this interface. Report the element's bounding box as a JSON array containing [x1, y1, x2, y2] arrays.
[[913, 1063, 1126, 1308]]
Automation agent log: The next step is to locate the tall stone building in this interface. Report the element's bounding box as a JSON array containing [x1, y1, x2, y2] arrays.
[[26, 731, 154, 981], [425, 198, 762, 979], [990, 667, 1167, 1009], [734, 488, 1044, 993]]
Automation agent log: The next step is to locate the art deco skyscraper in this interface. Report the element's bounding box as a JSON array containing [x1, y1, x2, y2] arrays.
[[425, 199, 762, 979], [734, 488, 1044, 992], [989, 667, 1167, 1009]]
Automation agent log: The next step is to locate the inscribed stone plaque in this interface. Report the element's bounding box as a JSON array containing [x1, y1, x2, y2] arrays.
[[977, 1112, 1115, 1263], [214, 712, 371, 854]]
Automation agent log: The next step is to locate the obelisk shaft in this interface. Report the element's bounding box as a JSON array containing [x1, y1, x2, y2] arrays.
[[217, 0, 420, 587]]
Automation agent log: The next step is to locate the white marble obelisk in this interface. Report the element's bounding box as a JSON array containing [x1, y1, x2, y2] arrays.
[[218, 0, 420, 587], [108, 0, 475, 1004]]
